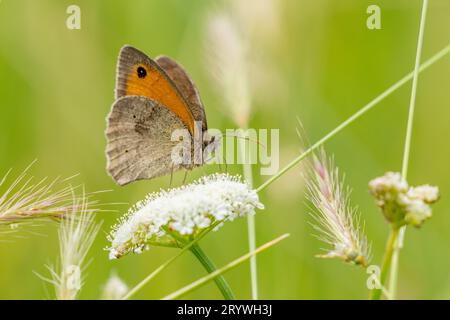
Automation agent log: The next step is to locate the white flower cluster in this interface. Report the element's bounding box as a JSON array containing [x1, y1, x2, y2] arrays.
[[369, 172, 439, 227], [108, 174, 264, 259], [407, 185, 439, 204]]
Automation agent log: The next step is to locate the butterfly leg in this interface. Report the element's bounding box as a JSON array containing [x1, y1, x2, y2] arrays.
[[169, 164, 174, 188], [182, 170, 189, 185], [222, 154, 228, 174]]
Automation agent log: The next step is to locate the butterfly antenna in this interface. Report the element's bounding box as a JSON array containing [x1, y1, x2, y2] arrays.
[[223, 133, 267, 150]]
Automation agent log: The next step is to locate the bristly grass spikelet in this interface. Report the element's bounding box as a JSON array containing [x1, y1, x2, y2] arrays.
[[306, 150, 370, 267], [205, 12, 251, 128], [0, 161, 100, 234], [38, 196, 101, 300]]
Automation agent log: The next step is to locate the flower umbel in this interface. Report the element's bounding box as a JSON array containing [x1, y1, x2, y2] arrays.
[[108, 174, 264, 259], [369, 172, 439, 228], [306, 152, 370, 267]]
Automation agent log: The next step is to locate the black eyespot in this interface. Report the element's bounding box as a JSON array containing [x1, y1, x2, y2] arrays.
[[125, 150, 129, 153], [133, 115, 136, 119], [137, 66, 147, 78]]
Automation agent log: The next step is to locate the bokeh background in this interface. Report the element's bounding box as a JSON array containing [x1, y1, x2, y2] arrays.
[[0, 0, 449, 299]]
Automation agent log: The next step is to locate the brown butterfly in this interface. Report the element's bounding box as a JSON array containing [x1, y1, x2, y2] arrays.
[[105, 46, 215, 186]]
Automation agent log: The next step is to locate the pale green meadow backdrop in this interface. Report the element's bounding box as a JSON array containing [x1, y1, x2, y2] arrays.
[[0, 0, 449, 299]]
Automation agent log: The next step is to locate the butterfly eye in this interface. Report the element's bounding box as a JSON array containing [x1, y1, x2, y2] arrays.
[[137, 66, 147, 78]]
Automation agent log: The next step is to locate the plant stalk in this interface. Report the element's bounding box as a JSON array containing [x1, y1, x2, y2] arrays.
[[163, 234, 289, 300], [238, 130, 258, 300], [190, 243, 236, 300], [371, 227, 399, 300], [123, 225, 218, 299], [390, 0, 428, 300], [256, 43, 450, 194]]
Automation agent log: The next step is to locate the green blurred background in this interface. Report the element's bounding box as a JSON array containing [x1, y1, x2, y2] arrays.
[[0, 0, 449, 299]]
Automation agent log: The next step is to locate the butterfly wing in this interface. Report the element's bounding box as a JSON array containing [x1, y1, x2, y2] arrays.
[[106, 96, 192, 186], [115, 45, 196, 134], [155, 55, 208, 132]]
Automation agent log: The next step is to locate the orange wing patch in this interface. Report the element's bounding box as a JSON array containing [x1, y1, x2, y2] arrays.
[[126, 63, 195, 133], [115, 46, 195, 134]]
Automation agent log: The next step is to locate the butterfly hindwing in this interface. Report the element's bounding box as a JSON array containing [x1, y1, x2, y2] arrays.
[[106, 96, 192, 186]]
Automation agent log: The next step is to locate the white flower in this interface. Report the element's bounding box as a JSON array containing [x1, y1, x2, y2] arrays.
[[369, 172, 408, 204], [107, 174, 264, 259], [369, 172, 440, 227], [404, 199, 432, 226], [407, 185, 439, 204]]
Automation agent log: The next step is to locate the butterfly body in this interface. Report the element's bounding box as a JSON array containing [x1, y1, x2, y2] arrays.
[[106, 46, 213, 186]]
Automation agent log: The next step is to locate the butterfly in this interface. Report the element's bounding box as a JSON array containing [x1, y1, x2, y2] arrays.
[[105, 45, 216, 186]]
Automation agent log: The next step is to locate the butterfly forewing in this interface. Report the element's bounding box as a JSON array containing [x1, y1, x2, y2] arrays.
[[155, 55, 208, 132], [115, 45, 196, 134]]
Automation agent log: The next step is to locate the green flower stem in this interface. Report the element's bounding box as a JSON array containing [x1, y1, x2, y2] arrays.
[[123, 225, 218, 300], [163, 234, 289, 300], [388, 227, 404, 299], [390, 0, 429, 300], [122, 243, 188, 300], [190, 243, 236, 300], [256, 43, 450, 194], [238, 131, 258, 300], [165, 227, 235, 299], [401, 0, 428, 181], [371, 227, 399, 300]]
